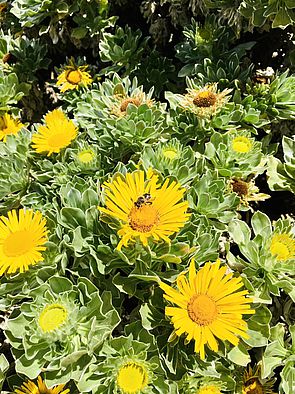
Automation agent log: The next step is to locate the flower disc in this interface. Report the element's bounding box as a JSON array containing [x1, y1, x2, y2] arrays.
[[117, 362, 148, 394]]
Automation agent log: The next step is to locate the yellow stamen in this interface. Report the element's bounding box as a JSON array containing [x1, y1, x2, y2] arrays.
[[193, 91, 217, 107], [77, 149, 95, 163], [129, 204, 160, 233], [39, 304, 68, 333], [187, 294, 218, 325], [66, 70, 82, 85], [117, 362, 148, 394], [232, 136, 252, 153], [163, 148, 178, 160]]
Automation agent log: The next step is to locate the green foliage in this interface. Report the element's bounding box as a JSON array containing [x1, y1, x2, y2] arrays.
[[99, 25, 149, 75], [5, 276, 120, 385], [267, 136, 295, 194], [0, 69, 30, 113]]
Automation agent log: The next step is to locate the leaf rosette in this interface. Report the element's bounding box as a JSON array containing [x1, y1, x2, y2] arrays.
[[5, 276, 120, 385]]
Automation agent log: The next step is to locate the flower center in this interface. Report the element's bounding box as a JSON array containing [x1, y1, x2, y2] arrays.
[[120, 98, 141, 112], [117, 362, 148, 394], [270, 234, 294, 261], [3, 230, 35, 257], [48, 133, 70, 148], [231, 179, 249, 197], [163, 148, 178, 160], [77, 149, 95, 163], [232, 137, 252, 153], [129, 204, 160, 233], [242, 379, 264, 394], [39, 303, 68, 333], [193, 91, 217, 107], [66, 70, 82, 85], [198, 385, 222, 394], [187, 294, 218, 325]]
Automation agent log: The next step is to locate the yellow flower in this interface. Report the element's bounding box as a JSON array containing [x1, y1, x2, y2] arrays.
[[197, 385, 222, 394], [0, 113, 24, 142], [56, 64, 92, 92], [111, 93, 153, 117], [117, 361, 148, 394], [160, 259, 255, 359], [15, 375, 69, 394], [77, 149, 95, 164], [0, 209, 48, 275], [231, 136, 253, 153], [99, 170, 190, 250], [270, 233, 295, 261], [180, 83, 232, 118], [31, 109, 77, 156], [242, 365, 276, 394], [39, 303, 68, 333]]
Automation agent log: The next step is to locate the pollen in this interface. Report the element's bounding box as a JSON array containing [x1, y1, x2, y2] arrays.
[[187, 294, 218, 326], [193, 91, 217, 107], [129, 204, 160, 233]]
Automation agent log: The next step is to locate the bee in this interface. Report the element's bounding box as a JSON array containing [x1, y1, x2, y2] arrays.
[[134, 193, 154, 208]]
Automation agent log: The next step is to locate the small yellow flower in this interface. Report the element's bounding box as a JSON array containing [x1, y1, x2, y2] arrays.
[[56, 64, 92, 93], [15, 375, 69, 394], [0, 209, 48, 275], [180, 83, 232, 118], [31, 109, 77, 156], [231, 136, 253, 153], [160, 259, 255, 359], [197, 385, 222, 394], [162, 147, 178, 160], [117, 361, 148, 394], [38, 303, 68, 333], [77, 149, 95, 164], [0, 113, 24, 142], [270, 233, 295, 261]]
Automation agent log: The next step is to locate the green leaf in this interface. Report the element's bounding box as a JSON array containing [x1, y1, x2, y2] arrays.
[[59, 207, 87, 229], [227, 342, 251, 366], [49, 276, 73, 294]]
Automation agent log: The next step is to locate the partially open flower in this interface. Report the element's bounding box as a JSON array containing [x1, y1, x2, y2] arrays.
[[270, 233, 295, 261], [117, 361, 149, 394], [111, 93, 153, 117], [242, 365, 276, 394]]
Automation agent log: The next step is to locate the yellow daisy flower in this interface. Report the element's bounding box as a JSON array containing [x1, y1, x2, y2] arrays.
[[180, 83, 232, 118], [0, 113, 24, 142], [15, 375, 69, 394], [56, 64, 92, 93], [31, 109, 78, 156], [160, 259, 255, 359], [242, 365, 276, 394], [0, 209, 48, 275], [270, 233, 295, 261], [117, 361, 149, 394], [99, 170, 190, 250]]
